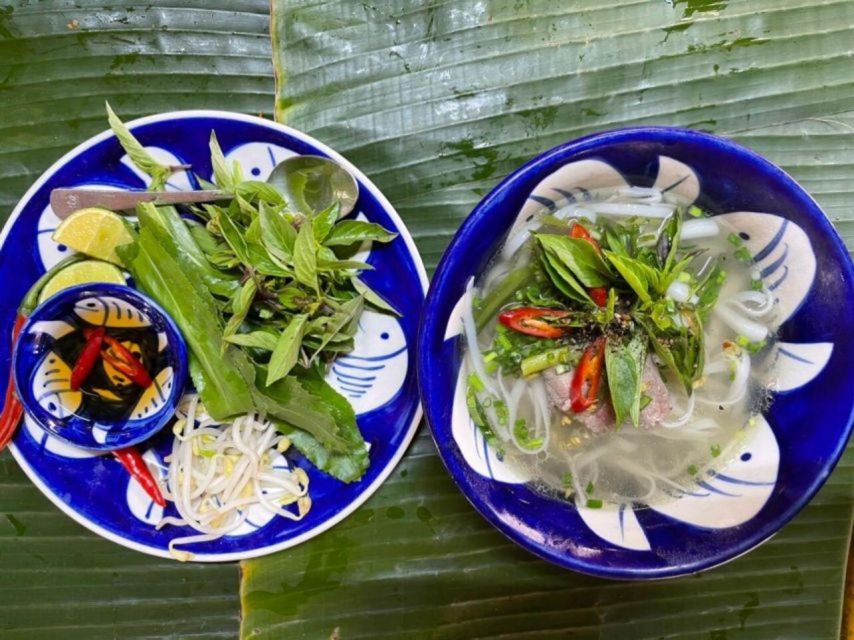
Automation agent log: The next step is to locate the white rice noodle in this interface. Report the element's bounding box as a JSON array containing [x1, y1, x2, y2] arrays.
[[500, 222, 538, 261], [681, 218, 720, 240], [615, 186, 664, 203], [160, 395, 310, 561], [697, 350, 751, 408], [585, 202, 675, 218], [552, 200, 597, 223], [660, 392, 696, 429], [712, 303, 770, 343], [726, 289, 775, 318]]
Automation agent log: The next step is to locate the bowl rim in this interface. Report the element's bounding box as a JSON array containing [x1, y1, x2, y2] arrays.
[[1, 109, 428, 562], [13, 281, 189, 451], [417, 125, 854, 580]]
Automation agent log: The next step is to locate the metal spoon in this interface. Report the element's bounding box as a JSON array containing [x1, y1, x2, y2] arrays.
[[50, 155, 359, 219]]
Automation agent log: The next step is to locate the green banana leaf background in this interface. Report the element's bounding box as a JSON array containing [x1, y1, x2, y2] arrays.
[[1, 1, 852, 638]]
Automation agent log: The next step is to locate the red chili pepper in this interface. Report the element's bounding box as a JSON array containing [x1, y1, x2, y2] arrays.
[[589, 286, 609, 308], [70, 326, 105, 390], [570, 224, 610, 307], [113, 447, 166, 507], [87, 331, 152, 388], [0, 315, 27, 450], [498, 307, 572, 339], [570, 222, 602, 254], [570, 337, 606, 413]]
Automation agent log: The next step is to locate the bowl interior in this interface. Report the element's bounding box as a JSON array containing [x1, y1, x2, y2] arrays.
[[15, 283, 188, 451], [418, 127, 854, 579]]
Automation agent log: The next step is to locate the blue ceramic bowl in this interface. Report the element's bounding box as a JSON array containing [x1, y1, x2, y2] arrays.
[[418, 127, 854, 579], [14, 283, 188, 451]]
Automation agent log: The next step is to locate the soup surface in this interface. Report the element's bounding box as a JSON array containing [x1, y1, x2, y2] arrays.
[[463, 186, 775, 507]]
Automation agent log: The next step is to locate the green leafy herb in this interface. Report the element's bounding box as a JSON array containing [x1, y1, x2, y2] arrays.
[[605, 333, 647, 428], [324, 219, 398, 247], [266, 314, 309, 385], [223, 278, 258, 340], [106, 103, 175, 191], [223, 330, 279, 352], [352, 277, 400, 315], [293, 219, 319, 291], [536, 234, 612, 287]]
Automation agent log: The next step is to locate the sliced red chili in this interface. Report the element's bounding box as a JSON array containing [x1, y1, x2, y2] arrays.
[[87, 331, 152, 388], [589, 286, 609, 308], [570, 337, 606, 413], [570, 222, 602, 254], [70, 326, 105, 390], [113, 447, 165, 507], [498, 307, 571, 339]]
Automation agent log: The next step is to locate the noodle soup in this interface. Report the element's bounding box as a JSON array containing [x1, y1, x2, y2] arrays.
[[463, 186, 776, 508]]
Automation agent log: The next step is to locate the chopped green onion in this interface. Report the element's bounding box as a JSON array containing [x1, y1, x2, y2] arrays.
[[585, 481, 595, 494], [561, 471, 573, 488], [520, 346, 573, 377], [711, 444, 721, 458], [467, 373, 485, 393], [688, 206, 704, 218], [727, 233, 743, 246], [483, 351, 498, 363], [585, 499, 603, 509], [687, 464, 698, 475], [750, 278, 764, 291]]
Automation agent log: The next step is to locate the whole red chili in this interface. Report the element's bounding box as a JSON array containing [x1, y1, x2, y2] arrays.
[[570, 337, 606, 413], [0, 315, 27, 450], [70, 326, 105, 390], [588, 286, 609, 308], [113, 447, 166, 507], [497, 307, 572, 339]]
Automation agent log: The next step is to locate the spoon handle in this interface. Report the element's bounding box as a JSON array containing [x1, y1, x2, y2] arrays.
[[50, 188, 232, 219]]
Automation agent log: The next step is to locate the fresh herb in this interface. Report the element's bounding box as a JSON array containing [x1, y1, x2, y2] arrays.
[[605, 333, 648, 427], [106, 102, 178, 191], [535, 234, 612, 288], [108, 107, 400, 483]]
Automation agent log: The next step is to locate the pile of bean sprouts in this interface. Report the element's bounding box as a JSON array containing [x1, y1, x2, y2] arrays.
[[157, 394, 310, 560]]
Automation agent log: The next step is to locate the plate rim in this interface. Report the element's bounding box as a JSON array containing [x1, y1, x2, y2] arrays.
[[1, 109, 428, 562]]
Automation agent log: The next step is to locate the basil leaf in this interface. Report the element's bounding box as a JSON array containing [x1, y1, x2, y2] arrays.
[[324, 220, 398, 247], [603, 250, 652, 304], [209, 131, 237, 191], [259, 202, 297, 264], [236, 180, 285, 207], [309, 295, 364, 363], [352, 277, 400, 315], [605, 338, 639, 428], [106, 102, 172, 190], [535, 234, 612, 287], [539, 251, 593, 305], [244, 216, 262, 244], [266, 313, 308, 385], [294, 219, 319, 291], [223, 278, 257, 339], [216, 210, 252, 264], [223, 330, 279, 352], [313, 202, 341, 243]]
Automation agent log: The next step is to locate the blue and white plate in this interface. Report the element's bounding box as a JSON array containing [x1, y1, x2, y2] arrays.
[[0, 111, 427, 561], [418, 127, 854, 579]]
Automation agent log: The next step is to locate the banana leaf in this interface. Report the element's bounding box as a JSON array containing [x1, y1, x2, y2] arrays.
[[242, 2, 854, 637], [0, 2, 274, 637]]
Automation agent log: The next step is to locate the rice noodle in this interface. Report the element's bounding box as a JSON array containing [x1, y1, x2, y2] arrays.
[[681, 218, 720, 240], [585, 202, 675, 218], [160, 394, 310, 561], [727, 289, 775, 318], [713, 303, 770, 343]]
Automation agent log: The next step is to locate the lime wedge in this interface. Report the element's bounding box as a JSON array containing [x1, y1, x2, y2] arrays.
[[51, 207, 133, 265], [38, 260, 126, 303]]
